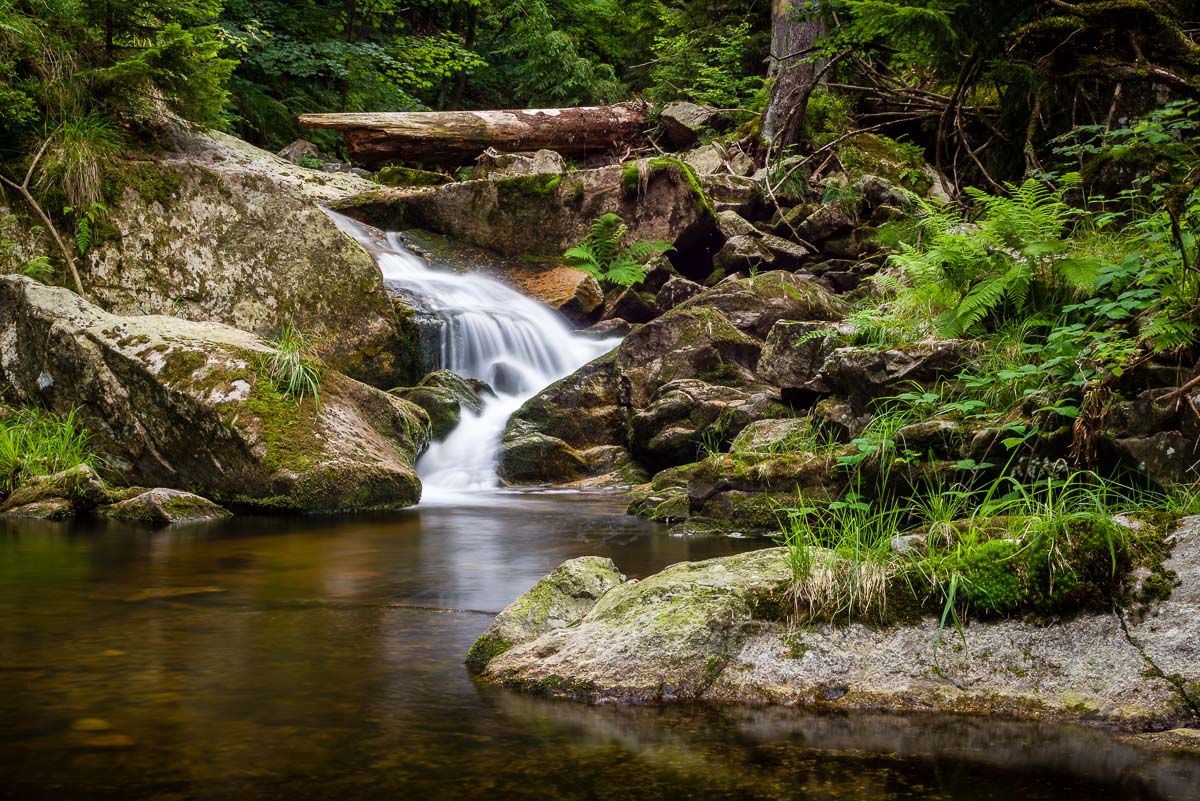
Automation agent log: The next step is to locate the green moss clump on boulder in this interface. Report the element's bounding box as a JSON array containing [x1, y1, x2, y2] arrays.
[[376, 166, 452, 188]]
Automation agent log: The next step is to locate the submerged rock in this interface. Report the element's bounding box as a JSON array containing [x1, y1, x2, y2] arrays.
[[0, 276, 428, 512], [475, 517, 1200, 727], [99, 489, 231, 526]]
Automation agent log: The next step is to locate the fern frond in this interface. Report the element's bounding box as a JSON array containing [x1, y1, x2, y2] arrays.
[[622, 240, 673, 262], [563, 245, 604, 279], [955, 272, 1010, 333], [1054, 256, 1103, 291], [605, 256, 647, 287]]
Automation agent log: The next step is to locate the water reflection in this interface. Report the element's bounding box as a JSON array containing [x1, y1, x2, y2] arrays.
[[1, 492, 1197, 800]]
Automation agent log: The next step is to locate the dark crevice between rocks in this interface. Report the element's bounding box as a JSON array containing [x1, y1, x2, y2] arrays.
[[1118, 608, 1200, 725]]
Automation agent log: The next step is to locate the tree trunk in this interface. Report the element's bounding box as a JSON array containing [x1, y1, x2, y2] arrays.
[[761, 0, 827, 147], [298, 102, 648, 165]]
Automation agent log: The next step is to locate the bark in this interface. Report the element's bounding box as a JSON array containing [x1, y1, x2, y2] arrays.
[[298, 102, 648, 165], [762, 0, 828, 147]]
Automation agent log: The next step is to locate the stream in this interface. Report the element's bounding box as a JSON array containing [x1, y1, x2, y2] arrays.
[[2, 221, 1199, 800], [4, 502, 1200, 800]]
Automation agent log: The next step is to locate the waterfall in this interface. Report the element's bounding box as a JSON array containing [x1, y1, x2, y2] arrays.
[[329, 212, 618, 501]]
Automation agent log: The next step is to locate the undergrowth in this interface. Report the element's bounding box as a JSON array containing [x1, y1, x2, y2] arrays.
[[0, 406, 98, 494]]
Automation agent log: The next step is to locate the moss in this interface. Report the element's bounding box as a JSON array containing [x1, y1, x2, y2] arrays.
[[151, 347, 207, 385], [375, 166, 451, 188], [620, 157, 715, 220], [939, 514, 1135, 619], [465, 632, 511, 671], [103, 161, 183, 210], [494, 172, 562, 202], [241, 360, 322, 474], [954, 538, 1027, 615]]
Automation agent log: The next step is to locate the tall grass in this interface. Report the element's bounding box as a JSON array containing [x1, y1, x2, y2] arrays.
[[778, 494, 905, 624], [264, 322, 322, 409], [0, 407, 97, 493], [778, 470, 1158, 632]]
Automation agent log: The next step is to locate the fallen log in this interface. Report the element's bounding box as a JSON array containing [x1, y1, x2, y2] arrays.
[[298, 102, 648, 165]]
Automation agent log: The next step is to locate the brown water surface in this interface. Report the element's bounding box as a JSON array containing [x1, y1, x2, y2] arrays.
[[2, 491, 1198, 800]]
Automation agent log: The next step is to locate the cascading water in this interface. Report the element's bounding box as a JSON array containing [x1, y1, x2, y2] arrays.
[[329, 212, 618, 501]]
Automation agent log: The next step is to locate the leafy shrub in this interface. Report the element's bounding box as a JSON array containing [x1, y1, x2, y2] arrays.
[[563, 213, 673, 287]]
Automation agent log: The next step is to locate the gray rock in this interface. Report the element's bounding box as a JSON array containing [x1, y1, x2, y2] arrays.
[[391, 370, 492, 440], [276, 139, 322, 164], [795, 203, 855, 244], [478, 517, 1200, 727], [715, 210, 759, 239], [99, 489, 231, 526], [467, 555, 625, 671], [713, 235, 771, 274], [674, 272, 844, 340], [821, 340, 979, 412], [656, 275, 704, 312], [629, 379, 789, 469], [477, 148, 567, 177], [497, 422, 590, 485], [602, 287, 660, 325], [0, 276, 429, 512], [484, 549, 793, 699], [756, 320, 853, 397], [1, 497, 75, 520], [729, 418, 810, 453], [1107, 431, 1200, 486], [660, 102, 717, 148]]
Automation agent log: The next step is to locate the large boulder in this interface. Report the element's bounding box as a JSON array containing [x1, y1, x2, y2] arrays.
[[65, 127, 414, 388], [475, 516, 1200, 727], [0, 277, 428, 512], [479, 549, 793, 700], [333, 159, 716, 264]]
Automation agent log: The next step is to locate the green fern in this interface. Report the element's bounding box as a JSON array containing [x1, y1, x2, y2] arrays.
[[895, 175, 1101, 335], [564, 213, 673, 287]]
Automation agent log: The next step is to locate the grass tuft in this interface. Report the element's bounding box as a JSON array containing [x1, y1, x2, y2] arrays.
[[263, 322, 323, 410], [0, 406, 97, 493]]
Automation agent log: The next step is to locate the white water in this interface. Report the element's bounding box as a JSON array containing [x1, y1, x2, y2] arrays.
[[330, 213, 618, 502]]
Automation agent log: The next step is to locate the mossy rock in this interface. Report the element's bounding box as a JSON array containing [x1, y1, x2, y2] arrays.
[[468, 556, 625, 672], [0, 276, 429, 513], [375, 166, 452, 188]]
